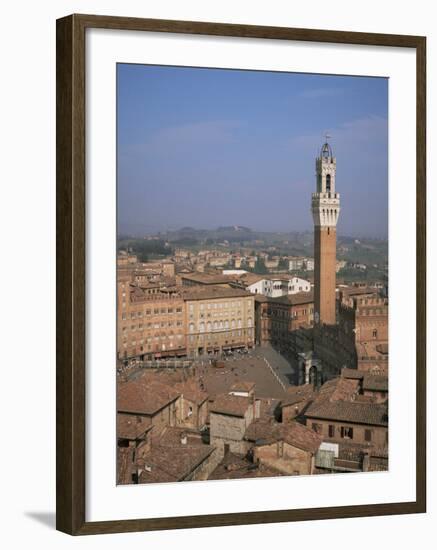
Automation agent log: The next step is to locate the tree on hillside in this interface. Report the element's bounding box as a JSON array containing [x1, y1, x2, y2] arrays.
[[278, 258, 289, 271], [249, 259, 268, 275]]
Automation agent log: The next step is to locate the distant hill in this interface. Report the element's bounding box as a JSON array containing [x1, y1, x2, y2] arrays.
[[161, 225, 256, 244], [118, 227, 387, 266], [217, 225, 252, 233]]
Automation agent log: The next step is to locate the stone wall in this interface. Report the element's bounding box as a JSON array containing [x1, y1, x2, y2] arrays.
[[210, 406, 254, 455], [185, 448, 221, 481]]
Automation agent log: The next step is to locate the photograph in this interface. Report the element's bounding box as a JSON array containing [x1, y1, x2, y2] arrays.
[[1, 0, 431, 544], [116, 63, 389, 485]]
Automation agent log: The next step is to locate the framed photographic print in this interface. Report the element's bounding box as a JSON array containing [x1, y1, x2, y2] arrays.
[[56, 14, 426, 535]]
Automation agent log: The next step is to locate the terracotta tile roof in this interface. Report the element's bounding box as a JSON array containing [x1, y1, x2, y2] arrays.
[[341, 368, 365, 380], [137, 464, 178, 484], [363, 374, 388, 392], [258, 397, 282, 419], [271, 291, 314, 306], [244, 419, 277, 444], [253, 292, 314, 306], [341, 286, 377, 298], [245, 419, 322, 454], [182, 285, 253, 301], [138, 445, 214, 483], [209, 393, 250, 418], [181, 273, 236, 285], [307, 398, 388, 426], [229, 381, 255, 393], [209, 452, 285, 480], [117, 447, 135, 485], [117, 378, 181, 416], [319, 377, 360, 402], [137, 282, 161, 290], [174, 378, 208, 405], [238, 273, 266, 285], [253, 294, 272, 303], [305, 377, 388, 426], [117, 413, 152, 440], [130, 285, 146, 299], [353, 394, 376, 403], [157, 426, 205, 448], [282, 384, 316, 407], [129, 285, 184, 303], [129, 368, 190, 386], [274, 421, 323, 453]]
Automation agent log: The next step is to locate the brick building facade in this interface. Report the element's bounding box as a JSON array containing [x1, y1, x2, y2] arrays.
[[304, 377, 388, 450], [183, 286, 255, 356], [117, 280, 186, 361], [254, 292, 314, 348], [311, 286, 389, 379]]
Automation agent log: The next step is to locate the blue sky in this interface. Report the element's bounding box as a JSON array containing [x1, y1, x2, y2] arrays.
[[117, 64, 388, 238]]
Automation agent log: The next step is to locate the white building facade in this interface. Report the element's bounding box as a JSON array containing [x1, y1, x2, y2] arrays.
[[247, 276, 311, 298]]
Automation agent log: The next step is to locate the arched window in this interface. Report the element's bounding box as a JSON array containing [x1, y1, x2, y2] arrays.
[[189, 323, 194, 333], [248, 317, 253, 328], [199, 322, 205, 333], [231, 319, 236, 329], [326, 173, 331, 193], [207, 321, 212, 332]]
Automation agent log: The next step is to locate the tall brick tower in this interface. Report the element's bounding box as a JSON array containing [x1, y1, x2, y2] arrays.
[[312, 139, 340, 325]]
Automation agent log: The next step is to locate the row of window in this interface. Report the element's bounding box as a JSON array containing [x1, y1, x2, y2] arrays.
[[359, 309, 386, 316], [122, 320, 184, 331], [268, 283, 308, 291], [188, 329, 253, 343], [121, 308, 183, 320], [267, 308, 313, 318], [123, 327, 256, 344], [123, 307, 183, 318], [189, 300, 252, 311], [122, 330, 183, 341], [195, 310, 242, 319], [189, 318, 252, 333], [312, 422, 374, 442], [124, 334, 184, 346], [123, 341, 182, 353]]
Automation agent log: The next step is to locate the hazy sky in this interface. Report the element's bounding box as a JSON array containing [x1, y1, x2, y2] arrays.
[[117, 64, 388, 238]]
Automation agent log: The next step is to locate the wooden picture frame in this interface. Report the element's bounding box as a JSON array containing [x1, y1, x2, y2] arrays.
[[56, 13, 426, 535]]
